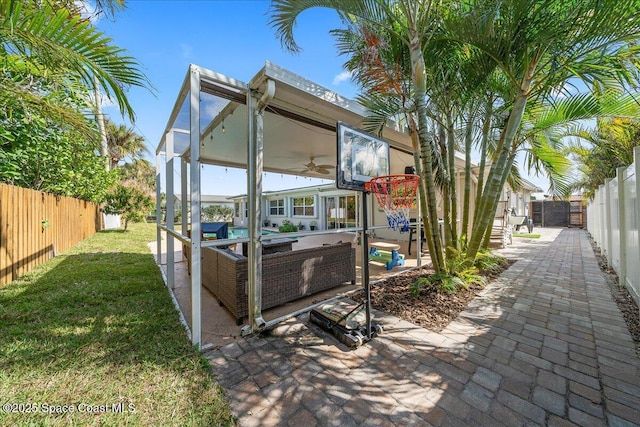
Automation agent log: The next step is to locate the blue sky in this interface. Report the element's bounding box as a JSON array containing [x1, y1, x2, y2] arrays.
[[97, 0, 549, 196], [97, 0, 357, 195]]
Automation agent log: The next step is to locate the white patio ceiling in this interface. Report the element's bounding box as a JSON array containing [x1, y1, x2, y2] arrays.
[[161, 61, 417, 175]]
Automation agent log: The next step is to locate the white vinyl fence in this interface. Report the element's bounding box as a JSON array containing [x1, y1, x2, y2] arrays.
[[586, 146, 640, 305]]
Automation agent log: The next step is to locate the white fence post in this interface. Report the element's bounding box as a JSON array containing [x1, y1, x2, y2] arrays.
[[633, 147, 640, 304], [604, 178, 613, 266], [587, 147, 640, 306], [617, 166, 626, 286]]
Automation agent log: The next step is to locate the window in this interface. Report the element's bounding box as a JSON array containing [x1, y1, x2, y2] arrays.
[[292, 196, 315, 216], [269, 199, 285, 216], [234, 202, 241, 217]]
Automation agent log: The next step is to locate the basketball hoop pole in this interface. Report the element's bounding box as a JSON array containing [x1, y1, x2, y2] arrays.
[[361, 191, 372, 339]]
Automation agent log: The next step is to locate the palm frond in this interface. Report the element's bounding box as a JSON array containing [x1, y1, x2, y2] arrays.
[[1, 1, 150, 121]]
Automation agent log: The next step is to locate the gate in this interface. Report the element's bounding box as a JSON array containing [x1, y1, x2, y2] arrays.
[[530, 200, 575, 227]]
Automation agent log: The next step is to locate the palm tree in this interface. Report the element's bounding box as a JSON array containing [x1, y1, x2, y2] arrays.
[[106, 121, 148, 170], [271, 0, 448, 271], [270, 0, 640, 267], [0, 0, 148, 130], [565, 117, 640, 200], [443, 0, 640, 260], [120, 158, 156, 194]]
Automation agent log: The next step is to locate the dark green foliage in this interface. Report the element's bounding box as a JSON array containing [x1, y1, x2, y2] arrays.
[[278, 219, 299, 233], [103, 184, 153, 230], [0, 102, 117, 202], [201, 205, 234, 222], [410, 273, 468, 296]]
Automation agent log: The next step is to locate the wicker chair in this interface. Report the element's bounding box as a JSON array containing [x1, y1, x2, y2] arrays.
[[202, 242, 356, 325]]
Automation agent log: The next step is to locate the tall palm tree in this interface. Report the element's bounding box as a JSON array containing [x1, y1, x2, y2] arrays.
[[106, 121, 148, 170], [270, 0, 640, 266], [271, 0, 448, 271], [565, 117, 640, 200], [120, 158, 156, 193]]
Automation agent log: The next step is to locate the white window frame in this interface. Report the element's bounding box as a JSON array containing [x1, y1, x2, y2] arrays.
[[269, 198, 285, 216], [291, 196, 316, 217]]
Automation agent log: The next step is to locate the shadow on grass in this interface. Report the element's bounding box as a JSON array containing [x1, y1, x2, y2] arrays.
[[1, 251, 190, 369], [0, 247, 235, 426]]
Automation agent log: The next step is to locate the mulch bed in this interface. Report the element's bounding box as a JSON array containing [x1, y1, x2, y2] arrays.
[[351, 259, 513, 333]]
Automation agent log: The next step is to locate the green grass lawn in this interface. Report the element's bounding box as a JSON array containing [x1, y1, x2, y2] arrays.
[[513, 232, 541, 238], [0, 222, 234, 426]]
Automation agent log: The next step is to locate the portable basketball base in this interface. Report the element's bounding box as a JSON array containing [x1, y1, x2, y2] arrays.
[[310, 190, 382, 348], [309, 123, 389, 348]]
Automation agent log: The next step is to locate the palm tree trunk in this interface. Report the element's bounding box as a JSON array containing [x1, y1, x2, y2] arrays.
[[462, 112, 473, 240], [467, 90, 529, 260], [446, 111, 458, 250], [413, 148, 440, 271], [410, 36, 444, 272], [472, 97, 493, 230], [94, 75, 109, 171], [438, 121, 453, 258], [406, 116, 440, 272]]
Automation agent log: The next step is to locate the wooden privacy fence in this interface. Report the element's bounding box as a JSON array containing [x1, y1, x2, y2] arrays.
[[586, 146, 640, 306], [0, 184, 103, 286]]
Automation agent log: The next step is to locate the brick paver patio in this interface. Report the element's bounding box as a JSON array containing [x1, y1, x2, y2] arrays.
[[204, 229, 640, 426]]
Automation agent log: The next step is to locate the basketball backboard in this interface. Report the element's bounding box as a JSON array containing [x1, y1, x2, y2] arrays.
[[336, 122, 390, 191]]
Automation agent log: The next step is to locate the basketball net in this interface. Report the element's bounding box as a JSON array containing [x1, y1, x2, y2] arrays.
[[364, 174, 419, 232]]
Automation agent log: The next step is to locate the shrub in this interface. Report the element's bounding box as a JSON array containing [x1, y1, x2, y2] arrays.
[[410, 273, 467, 297], [103, 184, 153, 231], [278, 219, 298, 233]]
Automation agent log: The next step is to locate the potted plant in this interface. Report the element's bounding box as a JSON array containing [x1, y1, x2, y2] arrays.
[[309, 220, 317, 231], [298, 221, 304, 230], [263, 219, 270, 227]]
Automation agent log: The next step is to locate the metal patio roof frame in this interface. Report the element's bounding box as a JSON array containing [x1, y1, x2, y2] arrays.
[[156, 62, 421, 346]]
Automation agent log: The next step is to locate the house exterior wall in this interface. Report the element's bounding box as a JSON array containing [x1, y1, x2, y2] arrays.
[[232, 186, 360, 231]]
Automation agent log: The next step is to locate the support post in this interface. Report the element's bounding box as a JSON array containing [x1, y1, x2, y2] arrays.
[[155, 152, 162, 264], [416, 192, 422, 267], [166, 131, 175, 290], [604, 178, 613, 267], [362, 192, 372, 339], [245, 79, 275, 335], [189, 65, 202, 347], [181, 157, 188, 247], [633, 147, 640, 304], [617, 166, 627, 287]]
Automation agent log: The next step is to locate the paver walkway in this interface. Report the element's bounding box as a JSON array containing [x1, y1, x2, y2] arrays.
[[204, 229, 640, 426]]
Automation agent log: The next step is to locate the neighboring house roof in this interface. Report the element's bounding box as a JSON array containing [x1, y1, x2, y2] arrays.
[[520, 177, 544, 193]]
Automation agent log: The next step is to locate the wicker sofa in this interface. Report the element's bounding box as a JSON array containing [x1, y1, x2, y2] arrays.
[[201, 242, 356, 324]]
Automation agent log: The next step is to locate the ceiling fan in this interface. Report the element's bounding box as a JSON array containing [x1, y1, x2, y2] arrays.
[[300, 157, 334, 175]]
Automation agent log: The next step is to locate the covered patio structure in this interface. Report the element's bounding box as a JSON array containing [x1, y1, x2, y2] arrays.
[[156, 62, 428, 346]]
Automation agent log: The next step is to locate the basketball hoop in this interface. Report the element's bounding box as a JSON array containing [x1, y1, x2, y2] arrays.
[[364, 174, 419, 232]]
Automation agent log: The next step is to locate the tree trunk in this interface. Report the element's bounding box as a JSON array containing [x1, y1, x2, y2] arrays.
[[406, 116, 440, 272], [445, 111, 458, 251], [472, 97, 493, 230], [94, 75, 109, 171], [461, 111, 473, 241], [467, 90, 529, 261], [438, 121, 453, 258], [410, 35, 444, 272]]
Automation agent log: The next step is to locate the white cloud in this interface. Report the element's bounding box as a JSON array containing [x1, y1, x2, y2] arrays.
[[332, 71, 353, 86]]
